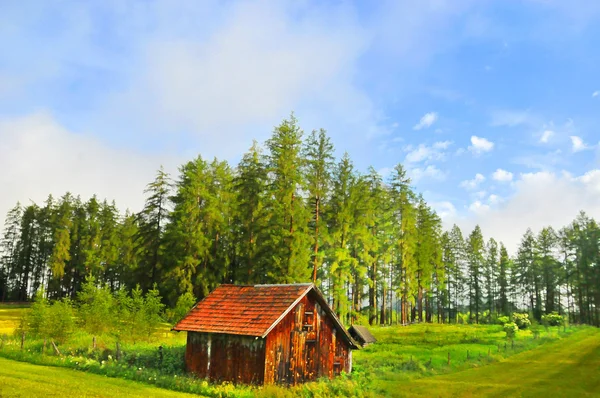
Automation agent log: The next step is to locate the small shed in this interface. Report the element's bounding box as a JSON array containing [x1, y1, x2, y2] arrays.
[[348, 325, 377, 347], [173, 283, 358, 385]]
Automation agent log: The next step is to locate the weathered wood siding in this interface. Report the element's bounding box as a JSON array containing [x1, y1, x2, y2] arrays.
[[185, 332, 266, 384], [263, 292, 352, 384]]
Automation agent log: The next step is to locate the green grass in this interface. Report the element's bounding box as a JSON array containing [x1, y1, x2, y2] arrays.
[[353, 322, 575, 388], [1, 303, 598, 397], [0, 356, 201, 397], [0, 304, 28, 335], [398, 327, 600, 397]]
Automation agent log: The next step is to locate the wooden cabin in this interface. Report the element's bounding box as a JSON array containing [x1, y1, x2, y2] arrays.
[[173, 283, 358, 385], [348, 325, 377, 347]]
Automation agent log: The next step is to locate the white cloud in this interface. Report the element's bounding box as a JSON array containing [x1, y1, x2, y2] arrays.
[[460, 173, 486, 190], [593, 91, 599, 97], [0, 112, 181, 220], [490, 109, 541, 127], [433, 140, 452, 150], [443, 169, 600, 253], [570, 136, 590, 152], [539, 130, 554, 143], [408, 165, 446, 182], [488, 194, 501, 204], [431, 201, 456, 219], [468, 136, 494, 155], [404, 141, 450, 164], [492, 168, 513, 182], [468, 200, 490, 215], [413, 112, 438, 130]]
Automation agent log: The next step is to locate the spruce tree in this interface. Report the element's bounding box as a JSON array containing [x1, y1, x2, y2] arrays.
[[264, 115, 311, 283], [303, 129, 334, 283], [135, 167, 170, 292], [233, 141, 268, 283], [466, 226, 485, 323]]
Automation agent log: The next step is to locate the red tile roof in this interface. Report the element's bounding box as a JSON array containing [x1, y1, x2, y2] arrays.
[[173, 284, 313, 337]]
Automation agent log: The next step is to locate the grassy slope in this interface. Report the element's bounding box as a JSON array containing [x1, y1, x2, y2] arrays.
[[0, 305, 26, 335], [0, 357, 200, 398], [394, 328, 600, 397]]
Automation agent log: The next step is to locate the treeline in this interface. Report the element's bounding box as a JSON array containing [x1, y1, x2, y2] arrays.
[[0, 115, 598, 326]]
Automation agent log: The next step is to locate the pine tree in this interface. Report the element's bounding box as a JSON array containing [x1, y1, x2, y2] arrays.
[[388, 164, 417, 325], [99, 200, 121, 289], [466, 226, 485, 323], [0, 203, 23, 301], [48, 193, 74, 298], [516, 229, 539, 319], [233, 142, 268, 283], [264, 115, 311, 283], [326, 153, 357, 319], [497, 243, 511, 316], [484, 238, 498, 320], [303, 129, 334, 283], [163, 156, 212, 302], [536, 227, 559, 314], [135, 167, 170, 292]]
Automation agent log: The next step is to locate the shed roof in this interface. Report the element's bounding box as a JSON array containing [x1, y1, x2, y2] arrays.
[[173, 283, 357, 348], [348, 325, 377, 346]]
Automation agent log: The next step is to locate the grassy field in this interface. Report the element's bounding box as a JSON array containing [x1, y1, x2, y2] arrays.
[[401, 327, 600, 397], [0, 357, 202, 398], [1, 304, 598, 397], [0, 304, 27, 335]]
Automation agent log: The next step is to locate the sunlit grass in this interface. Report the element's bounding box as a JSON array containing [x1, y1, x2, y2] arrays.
[[1, 303, 596, 397]]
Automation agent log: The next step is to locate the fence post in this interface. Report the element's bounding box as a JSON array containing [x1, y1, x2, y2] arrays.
[[51, 341, 61, 356]]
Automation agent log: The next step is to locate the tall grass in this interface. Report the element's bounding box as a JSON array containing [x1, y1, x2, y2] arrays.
[[0, 304, 581, 397]]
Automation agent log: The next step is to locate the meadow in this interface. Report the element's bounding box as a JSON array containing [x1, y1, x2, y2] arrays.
[[0, 304, 598, 397]]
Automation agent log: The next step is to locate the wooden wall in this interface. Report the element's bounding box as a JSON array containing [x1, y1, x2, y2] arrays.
[[185, 332, 266, 384], [263, 293, 352, 385]]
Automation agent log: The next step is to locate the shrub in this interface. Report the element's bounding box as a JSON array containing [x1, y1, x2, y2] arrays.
[[18, 289, 74, 343], [541, 312, 564, 327], [503, 322, 519, 340], [115, 284, 165, 342], [46, 298, 75, 343], [77, 275, 116, 335], [512, 313, 531, 330], [496, 316, 510, 325]]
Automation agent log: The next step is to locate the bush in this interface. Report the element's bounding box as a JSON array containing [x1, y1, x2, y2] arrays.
[[18, 289, 75, 343], [541, 312, 564, 327], [77, 275, 116, 335], [512, 313, 531, 330], [503, 322, 519, 340], [115, 284, 165, 342], [496, 316, 510, 325]]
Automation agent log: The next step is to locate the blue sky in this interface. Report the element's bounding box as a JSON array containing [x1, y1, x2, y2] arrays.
[[1, 0, 599, 252]]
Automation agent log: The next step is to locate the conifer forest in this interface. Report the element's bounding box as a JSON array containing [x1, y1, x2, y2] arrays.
[[1, 115, 599, 327]]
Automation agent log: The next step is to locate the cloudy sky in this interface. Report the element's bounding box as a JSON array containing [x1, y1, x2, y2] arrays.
[[1, 0, 599, 253]]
